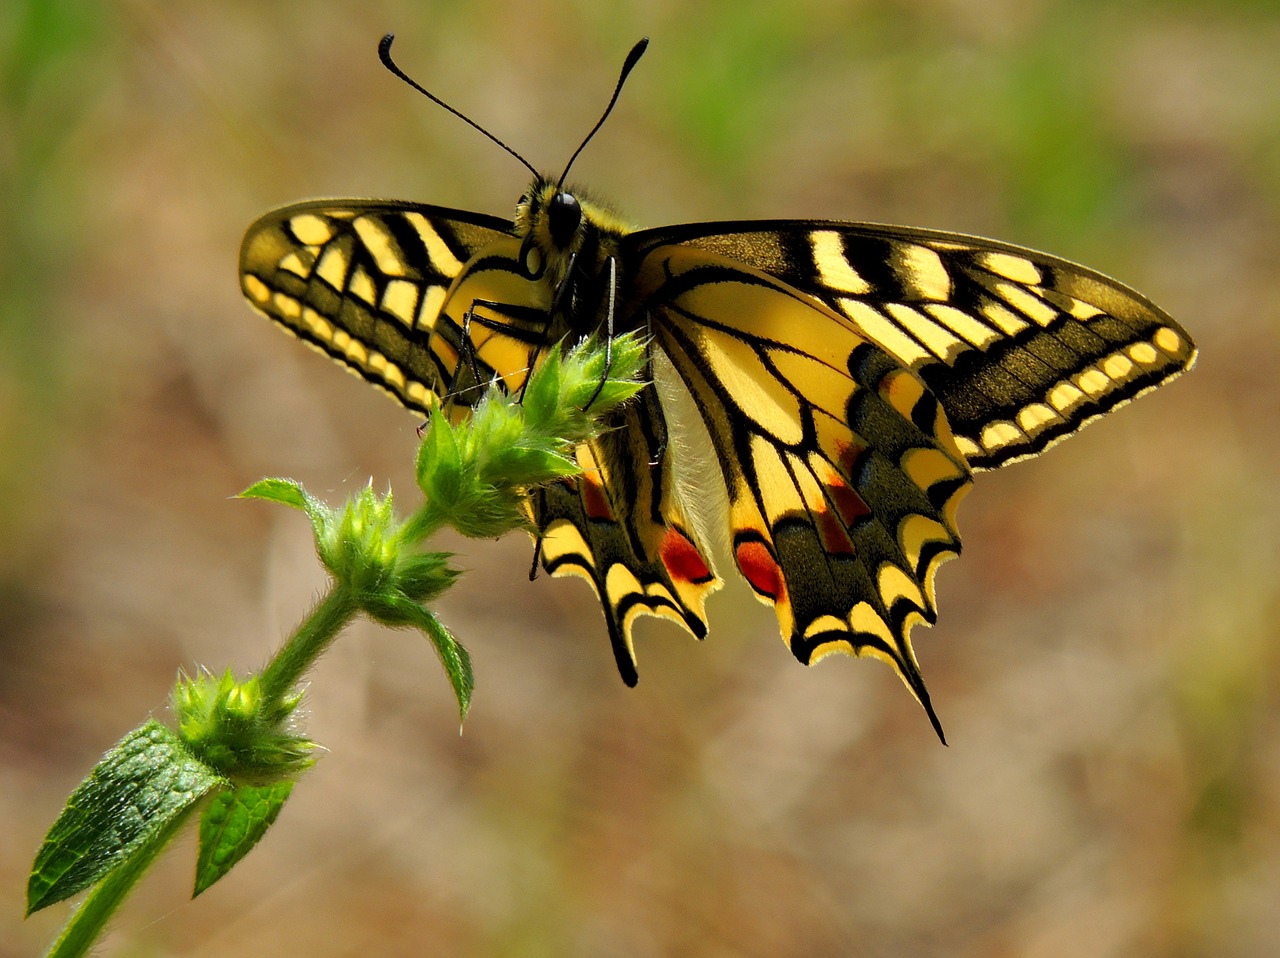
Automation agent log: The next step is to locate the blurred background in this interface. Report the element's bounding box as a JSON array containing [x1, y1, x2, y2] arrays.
[[3, 0, 1277, 955]]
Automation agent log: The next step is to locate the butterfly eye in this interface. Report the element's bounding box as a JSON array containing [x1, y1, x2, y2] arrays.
[[547, 191, 582, 249]]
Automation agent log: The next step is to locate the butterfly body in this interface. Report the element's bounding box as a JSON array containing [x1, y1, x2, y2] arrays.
[[241, 54, 1195, 739]]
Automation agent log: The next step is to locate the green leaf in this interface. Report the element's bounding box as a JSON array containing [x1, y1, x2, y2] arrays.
[[240, 477, 333, 548], [384, 600, 474, 723], [238, 477, 311, 511], [520, 342, 562, 427], [416, 415, 462, 502], [424, 614, 474, 725], [481, 445, 578, 489], [27, 720, 225, 914], [194, 782, 294, 896], [561, 335, 647, 416], [394, 550, 463, 605]]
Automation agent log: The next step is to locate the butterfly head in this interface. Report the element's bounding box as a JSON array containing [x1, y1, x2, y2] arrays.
[[515, 178, 580, 270], [514, 177, 630, 289]]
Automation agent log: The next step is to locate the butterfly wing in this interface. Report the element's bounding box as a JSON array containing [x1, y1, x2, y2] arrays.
[[529, 387, 721, 684], [241, 198, 722, 681], [240, 199, 514, 412], [626, 243, 972, 738], [632, 222, 1197, 470]]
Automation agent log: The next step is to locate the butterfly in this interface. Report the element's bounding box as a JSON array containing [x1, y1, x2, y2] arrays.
[[239, 36, 1196, 740]]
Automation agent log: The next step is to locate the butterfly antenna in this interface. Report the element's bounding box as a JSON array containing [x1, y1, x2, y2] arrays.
[[557, 37, 649, 187], [379, 34, 538, 178]]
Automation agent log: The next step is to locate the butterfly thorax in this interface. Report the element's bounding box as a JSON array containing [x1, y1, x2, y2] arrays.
[[513, 177, 632, 336]]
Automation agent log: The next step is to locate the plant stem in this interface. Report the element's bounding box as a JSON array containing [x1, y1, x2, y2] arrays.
[[258, 585, 359, 707], [42, 803, 200, 958], [399, 509, 444, 547]]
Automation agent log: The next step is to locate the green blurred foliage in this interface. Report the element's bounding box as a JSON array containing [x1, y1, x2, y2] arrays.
[[0, 0, 108, 560]]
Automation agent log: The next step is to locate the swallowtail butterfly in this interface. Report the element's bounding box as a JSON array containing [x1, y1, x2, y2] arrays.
[[241, 37, 1196, 740]]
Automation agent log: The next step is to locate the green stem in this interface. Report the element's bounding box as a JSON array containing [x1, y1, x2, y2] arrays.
[[399, 506, 444, 547], [258, 585, 358, 707], [42, 802, 201, 958]]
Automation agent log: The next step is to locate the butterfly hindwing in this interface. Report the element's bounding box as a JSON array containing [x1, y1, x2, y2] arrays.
[[240, 199, 515, 413], [528, 388, 720, 683], [634, 222, 1197, 470]]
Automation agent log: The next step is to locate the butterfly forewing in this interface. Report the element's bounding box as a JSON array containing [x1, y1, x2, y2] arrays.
[[240, 200, 515, 413], [631, 244, 970, 732], [631, 222, 1197, 470]]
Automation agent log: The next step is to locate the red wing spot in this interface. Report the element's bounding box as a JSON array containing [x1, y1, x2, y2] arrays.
[[816, 509, 855, 555], [660, 527, 713, 584], [836, 439, 866, 479], [736, 539, 785, 602], [827, 478, 871, 527], [581, 474, 613, 520]]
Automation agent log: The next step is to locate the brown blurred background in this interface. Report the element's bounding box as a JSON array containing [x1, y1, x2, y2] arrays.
[[3, 1, 1277, 955]]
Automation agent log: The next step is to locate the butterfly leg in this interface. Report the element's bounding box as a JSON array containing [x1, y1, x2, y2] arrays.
[[453, 300, 488, 407], [441, 298, 551, 409], [527, 487, 547, 581]]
